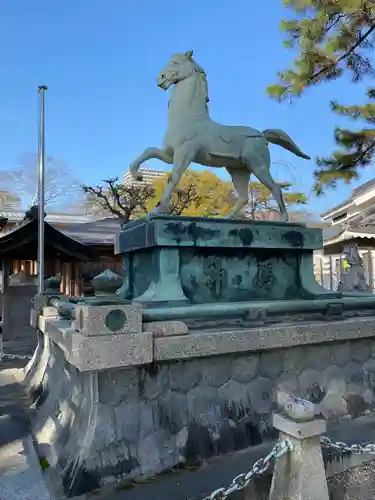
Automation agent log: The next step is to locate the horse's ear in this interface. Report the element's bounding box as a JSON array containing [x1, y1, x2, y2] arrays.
[[185, 50, 194, 59]]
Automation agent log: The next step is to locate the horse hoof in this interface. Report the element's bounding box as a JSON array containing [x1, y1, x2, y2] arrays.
[[151, 206, 164, 215], [129, 167, 143, 182]]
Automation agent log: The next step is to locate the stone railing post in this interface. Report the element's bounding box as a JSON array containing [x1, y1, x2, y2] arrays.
[[269, 397, 329, 500], [31, 275, 76, 326]]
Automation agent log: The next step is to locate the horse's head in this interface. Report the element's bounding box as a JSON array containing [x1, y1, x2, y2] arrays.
[[157, 51, 195, 90], [157, 50, 209, 102]]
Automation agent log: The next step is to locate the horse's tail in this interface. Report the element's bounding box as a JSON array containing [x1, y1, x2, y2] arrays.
[[263, 129, 311, 160]]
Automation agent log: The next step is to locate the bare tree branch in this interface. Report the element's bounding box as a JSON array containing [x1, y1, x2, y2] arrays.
[[81, 177, 156, 222], [82, 184, 125, 219], [0, 153, 82, 207]]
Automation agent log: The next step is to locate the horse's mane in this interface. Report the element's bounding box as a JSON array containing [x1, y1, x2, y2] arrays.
[[174, 53, 209, 103], [191, 59, 209, 103]]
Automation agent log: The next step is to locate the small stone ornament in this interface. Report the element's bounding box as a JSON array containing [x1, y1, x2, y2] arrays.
[[44, 275, 61, 292], [283, 396, 315, 422], [92, 269, 124, 296], [338, 242, 371, 292]]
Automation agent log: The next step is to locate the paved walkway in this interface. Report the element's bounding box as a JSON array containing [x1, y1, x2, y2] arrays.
[[89, 419, 375, 500], [0, 340, 53, 500], [89, 459, 375, 500]]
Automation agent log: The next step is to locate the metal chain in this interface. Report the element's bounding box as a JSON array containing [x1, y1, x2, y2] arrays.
[[202, 440, 292, 500], [321, 436, 375, 455], [1, 352, 32, 361]]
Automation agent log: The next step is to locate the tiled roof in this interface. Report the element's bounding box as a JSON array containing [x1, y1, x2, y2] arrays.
[[59, 217, 123, 245], [0, 217, 97, 260], [321, 177, 375, 218]]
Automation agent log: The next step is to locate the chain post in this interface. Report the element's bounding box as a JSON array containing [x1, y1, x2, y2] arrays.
[[200, 402, 375, 500], [202, 440, 292, 500], [270, 397, 329, 500]]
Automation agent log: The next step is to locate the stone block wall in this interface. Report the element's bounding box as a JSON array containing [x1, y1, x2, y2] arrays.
[[2, 283, 37, 343], [29, 330, 375, 497]]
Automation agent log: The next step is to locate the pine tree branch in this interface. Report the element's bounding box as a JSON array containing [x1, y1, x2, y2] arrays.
[[308, 23, 375, 84], [338, 139, 375, 170], [269, 3, 375, 193], [326, 15, 345, 35]]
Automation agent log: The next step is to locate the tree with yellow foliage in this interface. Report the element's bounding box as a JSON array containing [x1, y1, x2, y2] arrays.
[[248, 180, 308, 219], [82, 170, 307, 222], [148, 169, 235, 217]]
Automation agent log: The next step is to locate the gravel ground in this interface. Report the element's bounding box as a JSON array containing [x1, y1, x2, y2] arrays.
[[329, 461, 375, 500]]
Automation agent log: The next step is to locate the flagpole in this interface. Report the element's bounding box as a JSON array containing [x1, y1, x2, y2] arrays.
[[37, 85, 47, 295]]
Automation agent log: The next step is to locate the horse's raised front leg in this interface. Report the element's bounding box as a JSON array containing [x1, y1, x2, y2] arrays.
[[152, 141, 200, 215], [129, 147, 173, 180]]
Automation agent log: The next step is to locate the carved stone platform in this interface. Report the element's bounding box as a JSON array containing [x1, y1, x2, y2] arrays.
[[115, 215, 338, 308], [27, 309, 375, 497]]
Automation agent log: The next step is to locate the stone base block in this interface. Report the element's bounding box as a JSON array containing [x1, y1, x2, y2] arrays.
[[74, 303, 142, 336], [143, 321, 188, 337], [45, 319, 153, 371]]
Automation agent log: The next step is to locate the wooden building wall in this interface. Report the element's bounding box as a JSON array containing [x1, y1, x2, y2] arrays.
[[9, 250, 123, 298]]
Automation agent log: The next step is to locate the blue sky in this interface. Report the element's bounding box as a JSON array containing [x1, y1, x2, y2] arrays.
[[0, 0, 373, 215]]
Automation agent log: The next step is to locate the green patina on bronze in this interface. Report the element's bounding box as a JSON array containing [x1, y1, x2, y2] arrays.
[[44, 276, 61, 293], [115, 214, 322, 253], [80, 269, 131, 306], [115, 215, 326, 308], [105, 309, 127, 332], [112, 215, 375, 319]]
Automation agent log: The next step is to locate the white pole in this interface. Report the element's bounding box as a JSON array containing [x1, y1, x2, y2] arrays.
[[37, 85, 47, 294]]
